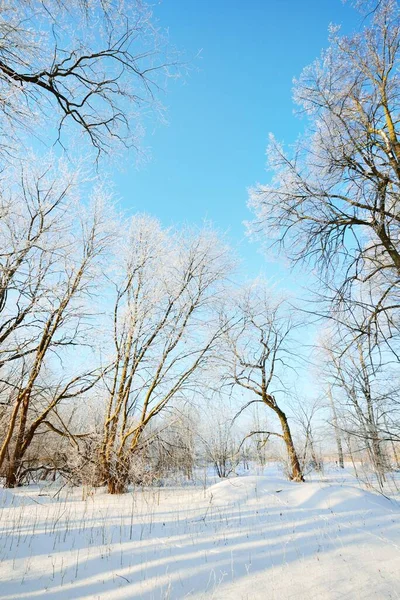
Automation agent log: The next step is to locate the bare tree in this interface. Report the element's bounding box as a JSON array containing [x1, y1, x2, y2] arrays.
[[320, 327, 400, 486], [144, 408, 198, 483], [327, 385, 345, 469], [198, 403, 240, 479], [0, 1, 177, 161], [290, 397, 324, 473], [99, 218, 232, 493], [223, 285, 304, 482], [0, 160, 113, 486], [248, 0, 400, 342]]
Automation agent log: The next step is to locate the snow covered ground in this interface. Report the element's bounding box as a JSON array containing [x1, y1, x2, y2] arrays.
[[0, 466, 399, 599]]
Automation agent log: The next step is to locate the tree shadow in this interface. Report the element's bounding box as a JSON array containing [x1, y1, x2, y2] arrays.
[[0, 481, 399, 599]]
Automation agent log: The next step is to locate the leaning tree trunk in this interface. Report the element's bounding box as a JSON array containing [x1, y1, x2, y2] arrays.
[[4, 393, 31, 488], [275, 407, 304, 482]]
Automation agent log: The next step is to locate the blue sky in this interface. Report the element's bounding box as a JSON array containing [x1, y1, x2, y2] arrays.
[[114, 0, 360, 287]]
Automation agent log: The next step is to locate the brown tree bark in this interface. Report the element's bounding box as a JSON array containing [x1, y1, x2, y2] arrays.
[[275, 407, 304, 482]]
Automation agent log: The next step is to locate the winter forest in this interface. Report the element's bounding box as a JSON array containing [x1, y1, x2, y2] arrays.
[[0, 1, 400, 598]]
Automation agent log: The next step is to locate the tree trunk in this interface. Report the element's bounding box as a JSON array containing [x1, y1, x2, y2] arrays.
[[4, 460, 18, 488], [328, 387, 344, 468], [275, 408, 304, 482], [107, 476, 128, 495], [346, 433, 359, 479], [104, 452, 130, 494], [383, 414, 400, 468], [4, 393, 31, 487], [0, 398, 23, 471]]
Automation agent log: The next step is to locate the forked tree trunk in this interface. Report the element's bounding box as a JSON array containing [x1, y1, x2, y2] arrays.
[[103, 452, 130, 494], [107, 476, 128, 495]]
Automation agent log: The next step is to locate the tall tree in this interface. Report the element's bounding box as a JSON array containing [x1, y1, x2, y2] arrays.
[[99, 217, 232, 493], [248, 0, 400, 342], [0, 158, 113, 486], [320, 325, 400, 484], [224, 286, 304, 482]]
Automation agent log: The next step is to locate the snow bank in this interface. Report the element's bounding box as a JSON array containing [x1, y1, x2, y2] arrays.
[[0, 488, 35, 508], [289, 482, 397, 513], [206, 475, 289, 505], [207, 475, 397, 513]]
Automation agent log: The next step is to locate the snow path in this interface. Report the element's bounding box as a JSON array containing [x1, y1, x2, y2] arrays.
[[0, 474, 399, 599]]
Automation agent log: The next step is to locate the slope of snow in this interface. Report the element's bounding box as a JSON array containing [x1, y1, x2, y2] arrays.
[[207, 474, 396, 511], [0, 487, 37, 508], [0, 469, 399, 599]]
